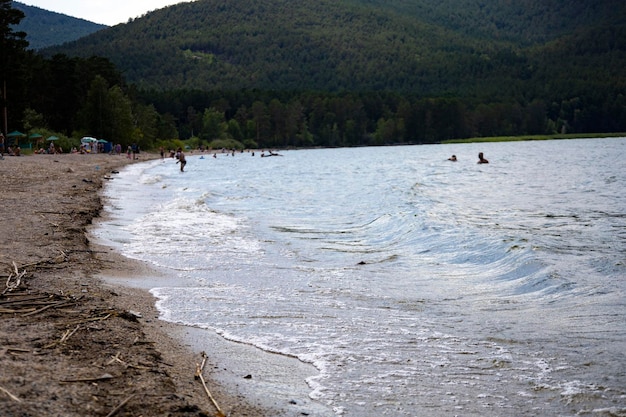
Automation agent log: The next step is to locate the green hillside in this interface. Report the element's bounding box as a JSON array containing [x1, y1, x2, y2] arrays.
[[349, 0, 622, 45], [3, 0, 625, 151], [42, 0, 625, 98], [13, 2, 106, 50], [44, 0, 489, 93]]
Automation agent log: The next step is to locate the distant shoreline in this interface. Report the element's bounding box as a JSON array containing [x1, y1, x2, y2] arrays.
[[440, 132, 626, 144]]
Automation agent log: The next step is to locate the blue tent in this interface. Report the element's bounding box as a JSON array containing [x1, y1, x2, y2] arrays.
[[98, 139, 112, 153]]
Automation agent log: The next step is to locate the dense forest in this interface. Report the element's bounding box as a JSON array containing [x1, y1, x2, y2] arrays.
[[1, 0, 625, 153], [13, 2, 105, 50], [42, 0, 626, 95]]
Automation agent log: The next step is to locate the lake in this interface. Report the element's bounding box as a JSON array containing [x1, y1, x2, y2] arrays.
[[94, 138, 626, 416]]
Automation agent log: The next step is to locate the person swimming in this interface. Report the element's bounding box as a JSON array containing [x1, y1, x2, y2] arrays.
[[477, 152, 489, 164], [448, 155, 457, 161]]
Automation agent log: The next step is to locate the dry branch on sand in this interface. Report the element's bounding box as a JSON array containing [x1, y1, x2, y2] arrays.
[[0, 154, 269, 416], [196, 351, 227, 417], [2, 262, 26, 295]]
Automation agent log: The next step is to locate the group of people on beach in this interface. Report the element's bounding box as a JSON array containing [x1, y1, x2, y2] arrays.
[[0, 132, 19, 157], [448, 152, 489, 163]]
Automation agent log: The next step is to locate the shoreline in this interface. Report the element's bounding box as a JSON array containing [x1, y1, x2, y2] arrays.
[[91, 157, 326, 416], [90, 231, 324, 417], [0, 153, 292, 416]]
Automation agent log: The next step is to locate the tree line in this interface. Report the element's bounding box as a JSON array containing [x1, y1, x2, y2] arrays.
[[2, 0, 625, 153], [4, 52, 626, 152], [141, 89, 626, 149]]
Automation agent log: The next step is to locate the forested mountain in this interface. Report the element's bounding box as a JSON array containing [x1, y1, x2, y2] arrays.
[[41, 0, 625, 96], [13, 2, 106, 50], [3, 0, 625, 152], [350, 0, 621, 45]]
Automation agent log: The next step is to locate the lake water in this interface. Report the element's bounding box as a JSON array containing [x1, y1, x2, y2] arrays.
[[94, 138, 626, 416]]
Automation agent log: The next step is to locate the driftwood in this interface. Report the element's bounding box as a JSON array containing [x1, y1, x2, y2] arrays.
[[0, 385, 21, 403], [44, 325, 82, 349], [23, 300, 76, 317], [61, 312, 113, 326], [107, 351, 125, 366], [2, 262, 26, 295], [195, 351, 226, 417], [105, 394, 135, 417], [0, 295, 50, 305], [6, 347, 30, 354], [60, 373, 115, 383], [0, 253, 70, 286], [0, 293, 80, 316], [19, 251, 67, 269], [0, 307, 37, 314], [106, 351, 150, 370]]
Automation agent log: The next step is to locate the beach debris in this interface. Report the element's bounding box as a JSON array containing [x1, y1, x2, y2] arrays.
[[60, 312, 112, 326], [60, 373, 115, 383], [22, 298, 76, 317], [118, 310, 141, 322], [44, 324, 81, 349], [128, 310, 142, 319], [0, 385, 21, 403], [0, 293, 77, 316], [195, 351, 225, 417], [7, 251, 67, 269], [105, 394, 135, 417], [2, 262, 26, 294], [106, 351, 151, 370], [5, 347, 30, 354], [107, 351, 126, 366]]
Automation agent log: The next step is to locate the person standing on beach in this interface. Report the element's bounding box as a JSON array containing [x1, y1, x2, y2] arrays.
[[0, 132, 4, 158]]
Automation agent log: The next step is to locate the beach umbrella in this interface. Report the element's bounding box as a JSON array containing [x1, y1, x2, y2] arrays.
[[46, 135, 59, 141], [97, 139, 108, 143], [6, 131, 25, 146], [28, 133, 43, 140]]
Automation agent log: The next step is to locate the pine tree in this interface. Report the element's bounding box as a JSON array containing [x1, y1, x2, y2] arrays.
[[0, 0, 28, 135]]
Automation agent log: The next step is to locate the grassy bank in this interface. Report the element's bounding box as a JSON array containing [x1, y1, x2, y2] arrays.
[[441, 132, 626, 144]]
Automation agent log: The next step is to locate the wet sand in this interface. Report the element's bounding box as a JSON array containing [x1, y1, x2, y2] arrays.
[[0, 152, 316, 416]]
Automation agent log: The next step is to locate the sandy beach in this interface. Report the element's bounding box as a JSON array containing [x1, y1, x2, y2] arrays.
[[0, 152, 273, 416]]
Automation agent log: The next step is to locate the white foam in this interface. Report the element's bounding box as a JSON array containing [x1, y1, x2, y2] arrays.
[[95, 142, 626, 416]]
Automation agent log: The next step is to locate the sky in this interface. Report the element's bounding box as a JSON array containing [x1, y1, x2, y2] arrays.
[[19, 0, 192, 26]]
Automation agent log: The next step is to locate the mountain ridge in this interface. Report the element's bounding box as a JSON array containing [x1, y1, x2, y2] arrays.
[[13, 2, 106, 50], [4, 0, 625, 148], [39, 0, 625, 98]]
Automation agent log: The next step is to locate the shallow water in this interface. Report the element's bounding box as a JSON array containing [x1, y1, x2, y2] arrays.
[[95, 138, 626, 416]]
